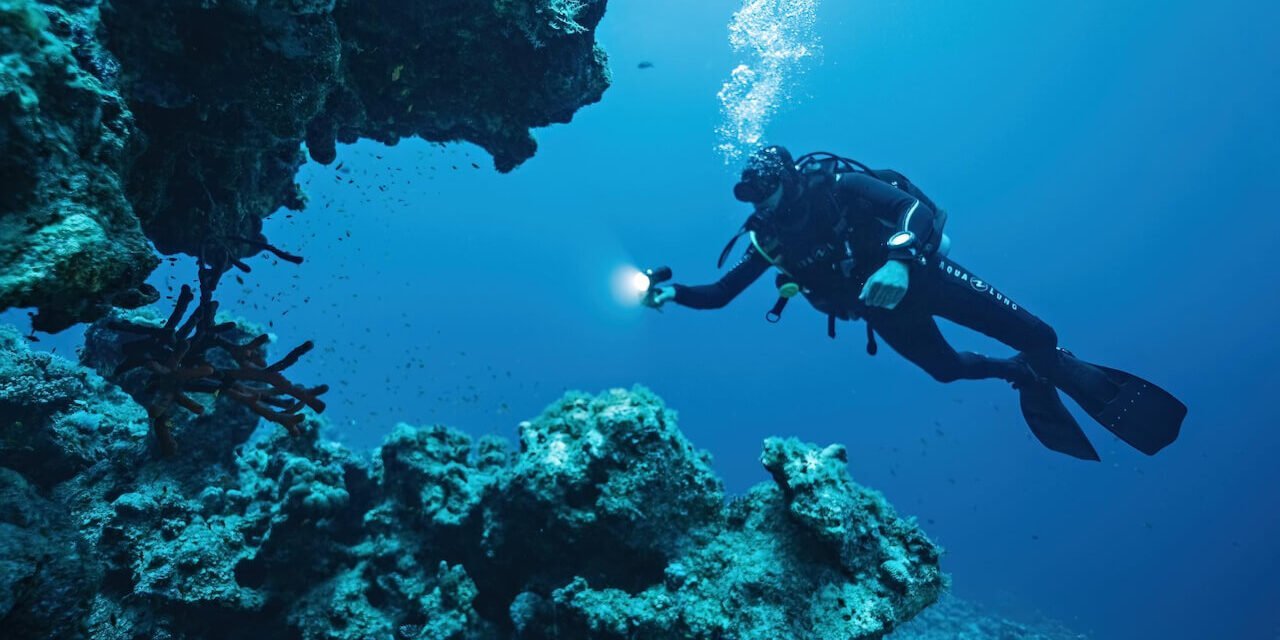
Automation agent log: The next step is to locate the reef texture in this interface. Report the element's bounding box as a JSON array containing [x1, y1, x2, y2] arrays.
[[0, 324, 947, 639], [0, 0, 159, 332], [888, 596, 1090, 640], [1, 0, 610, 330]]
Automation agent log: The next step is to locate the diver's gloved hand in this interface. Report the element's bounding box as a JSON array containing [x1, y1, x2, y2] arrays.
[[642, 286, 677, 309], [859, 260, 910, 310]]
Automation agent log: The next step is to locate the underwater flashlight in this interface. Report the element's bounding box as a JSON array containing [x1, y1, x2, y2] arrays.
[[632, 271, 653, 293], [634, 265, 673, 309], [635, 266, 672, 293]]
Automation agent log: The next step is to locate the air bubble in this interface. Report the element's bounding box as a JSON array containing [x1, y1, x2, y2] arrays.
[[716, 0, 823, 163]]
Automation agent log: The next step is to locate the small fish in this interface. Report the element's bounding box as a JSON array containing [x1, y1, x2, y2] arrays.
[[638, 61, 654, 69]]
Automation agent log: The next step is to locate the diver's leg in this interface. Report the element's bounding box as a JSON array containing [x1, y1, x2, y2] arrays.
[[923, 258, 1058, 357], [924, 258, 1117, 402], [921, 258, 1183, 455], [866, 280, 1100, 459], [862, 261, 1037, 384], [902, 259, 1102, 459], [863, 305, 1029, 384]]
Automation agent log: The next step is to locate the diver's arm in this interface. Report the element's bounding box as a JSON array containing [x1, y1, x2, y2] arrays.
[[836, 172, 937, 261], [671, 247, 770, 309]]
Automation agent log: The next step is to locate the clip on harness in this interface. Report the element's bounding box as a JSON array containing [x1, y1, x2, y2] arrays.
[[764, 275, 878, 355], [756, 152, 882, 356], [719, 152, 904, 357], [824, 314, 879, 356]]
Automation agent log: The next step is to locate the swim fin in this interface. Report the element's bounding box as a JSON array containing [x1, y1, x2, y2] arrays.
[[1052, 351, 1186, 456], [1018, 380, 1101, 461]]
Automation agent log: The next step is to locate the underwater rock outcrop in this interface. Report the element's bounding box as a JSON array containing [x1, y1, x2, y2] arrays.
[[1, 0, 610, 330], [0, 0, 159, 332], [0, 325, 947, 639], [0, 467, 102, 639]]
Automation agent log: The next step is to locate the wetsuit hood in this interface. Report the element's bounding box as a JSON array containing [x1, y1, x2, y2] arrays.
[[733, 145, 797, 204]]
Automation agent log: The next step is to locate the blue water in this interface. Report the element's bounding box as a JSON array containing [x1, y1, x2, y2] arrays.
[[12, 1, 1279, 638]]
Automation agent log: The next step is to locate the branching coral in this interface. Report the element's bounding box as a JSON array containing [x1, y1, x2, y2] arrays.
[[106, 237, 327, 453]]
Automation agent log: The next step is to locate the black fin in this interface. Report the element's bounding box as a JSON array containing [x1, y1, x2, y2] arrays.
[[1051, 352, 1186, 456], [1085, 365, 1186, 455], [1019, 383, 1101, 461]]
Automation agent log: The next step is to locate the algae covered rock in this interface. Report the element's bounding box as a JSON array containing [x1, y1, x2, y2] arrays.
[[762, 437, 943, 605], [507, 435, 945, 640], [0, 323, 947, 640], [89, 417, 372, 638], [0, 0, 158, 331], [0, 467, 101, 639], [484, 388, 724, 569], [0, 325, 149, 487], [106, 0, 611, 258], [377, 423, 509, 530], [316, 0, 609, 172], [2, 0, 612, 329]]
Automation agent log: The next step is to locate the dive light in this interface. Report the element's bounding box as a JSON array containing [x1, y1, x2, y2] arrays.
[[635, 266, 673, 293], [635, 265, 673, 308]]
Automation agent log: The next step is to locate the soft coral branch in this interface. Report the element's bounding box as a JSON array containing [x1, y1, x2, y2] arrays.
[[109, 236, 327, 454]]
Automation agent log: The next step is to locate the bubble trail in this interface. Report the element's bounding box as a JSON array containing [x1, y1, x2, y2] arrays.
[[716, 0, 822, 163]]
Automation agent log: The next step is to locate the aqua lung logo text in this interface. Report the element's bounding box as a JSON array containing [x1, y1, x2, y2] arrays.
[[938, 261, 1019, 311], [794, 243, 837, 270]]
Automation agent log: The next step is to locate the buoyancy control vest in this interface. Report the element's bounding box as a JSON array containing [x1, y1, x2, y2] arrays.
[[717, 152, 950, 346]]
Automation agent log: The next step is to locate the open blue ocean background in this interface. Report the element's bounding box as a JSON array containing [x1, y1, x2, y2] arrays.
[[10, 1, 1278, 637]]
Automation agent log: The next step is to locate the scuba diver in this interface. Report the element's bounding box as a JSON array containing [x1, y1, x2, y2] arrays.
[[641, 146, 1185, 460]]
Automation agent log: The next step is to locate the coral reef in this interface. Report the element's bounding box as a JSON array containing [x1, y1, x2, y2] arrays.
[[0, 468, 102, 639], [888, 596, 1090, 640], [0, 0, 159, 332], [1, 0, 610, 329], [0, 325, 949, 639], [0, 324, 149, 487], [95, 241, 326, 454]]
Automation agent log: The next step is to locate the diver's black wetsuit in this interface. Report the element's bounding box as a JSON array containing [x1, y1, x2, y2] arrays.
[[673, 172, 1058, 384], [664, 151, 1187, 459]]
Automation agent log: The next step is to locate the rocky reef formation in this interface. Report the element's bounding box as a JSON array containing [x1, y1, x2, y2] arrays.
[[889, 596, 1089, 640], [1, 0, 610, 330], [0, 0, 159, 332], [0, 323, 947, 639]]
